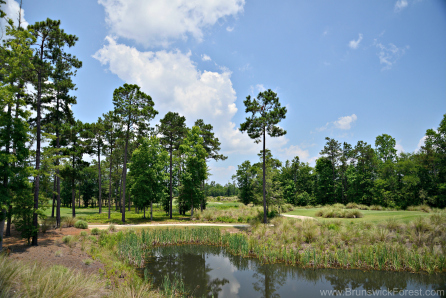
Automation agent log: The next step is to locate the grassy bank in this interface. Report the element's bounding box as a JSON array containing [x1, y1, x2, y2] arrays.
[[286, 207, 433, 223], [116, 213, 446, 274]]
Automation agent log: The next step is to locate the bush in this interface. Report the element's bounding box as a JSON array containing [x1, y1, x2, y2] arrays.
[[91, 228, 100, 235], [62, 216, 76, 227], [108, 224, 117, 232], [74, 220, 88, 229], [315, 207, 364, 219], [370, 205, 383, 211], [80, 231, 87, 237]]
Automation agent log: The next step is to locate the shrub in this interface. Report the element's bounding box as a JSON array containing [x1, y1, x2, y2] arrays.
[[108, 224, 117, 232], [74, 220, 88, 229], [370, 205, 383, 211], [346, 202, 359, 209], [80, 231, 87, 237], [315, 207, 363, 219], [62, 216, 76, 227], [91, 228, 100, 235]]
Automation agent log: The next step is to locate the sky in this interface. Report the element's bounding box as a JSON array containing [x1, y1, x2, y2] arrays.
[[1, 0, 445, 185]]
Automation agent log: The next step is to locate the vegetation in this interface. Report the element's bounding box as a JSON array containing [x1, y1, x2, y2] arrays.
[[315, 207, 363, 218], [74, 220, 88, 229], [115, 214, 446, 274]]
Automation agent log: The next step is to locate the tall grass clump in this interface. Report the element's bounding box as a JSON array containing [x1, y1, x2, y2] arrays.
[[407, 205, 432, 213], [74, 220, 88, 229], [315, 206, 363, 218], [62, 216, 76, 227], [193, 205, 263, 223], [0, 255, 104, 298]]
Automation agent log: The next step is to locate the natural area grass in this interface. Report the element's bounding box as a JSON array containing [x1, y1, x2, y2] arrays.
[[0, 254, 104, 298], [315, 207, 364, 218], [193, 203, 294, 223], [286, 207, 433, 223], [116, 213, 446, 274]]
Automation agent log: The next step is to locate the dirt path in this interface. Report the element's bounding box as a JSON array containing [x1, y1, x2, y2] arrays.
[[89, 223, 250, 229], [281, 214, 315, 220]]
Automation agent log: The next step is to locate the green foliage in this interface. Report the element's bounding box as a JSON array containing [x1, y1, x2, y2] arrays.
[[74, 220, 88, 229], [129, 136, 168, 219], [91, 228, 100, 235]]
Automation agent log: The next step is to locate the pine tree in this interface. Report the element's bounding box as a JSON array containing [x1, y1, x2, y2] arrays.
[[240, 89, 287, 223], [112, 84, 157, 223]]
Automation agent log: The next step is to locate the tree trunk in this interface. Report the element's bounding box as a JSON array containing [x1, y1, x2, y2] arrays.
[[0, 209, 5, 251], [51, 175, 56, 218], [72, 177, 76, 218], [169, 145, 173, 219], [55, 108, 61, 227], [263, 128, 267, 224], [150, 201, 153, 221], [98, 145, 102, 214], [144, 206, 146, 218], [121, 126, 130, 223], [108, 147, 113, 219], [32, 62, 43, 246], [190, 194, 194, 217], [6, 205, 12, 237]]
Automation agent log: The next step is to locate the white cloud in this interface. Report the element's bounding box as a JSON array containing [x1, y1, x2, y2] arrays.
[[238, 63, 251, 72], [348, 33, 363, 49], [374, 40, 409, 70], [333, 114, 357, 130], [201, 54, 211, 61], [394, 0, 408, 12], [208, 165, 236, 183], [98, 0, 245, 47], [226, 26, 234, 32], [316, 114, 358, 132], [1, 0, 28, 38], [93, 36, 260, 155], [417, 136, 427, 150], [395, 140, 404, 154]]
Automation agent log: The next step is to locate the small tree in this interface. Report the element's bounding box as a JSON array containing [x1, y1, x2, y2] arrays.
[[179, 126, 208, 216], [240, 89, 287, 223], [129, 137, 168, 221]]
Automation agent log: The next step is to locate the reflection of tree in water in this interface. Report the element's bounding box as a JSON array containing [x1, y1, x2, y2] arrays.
[[146, 245, 229, 297], [145, 245, 446, 297], [252, 263, 287, 298]]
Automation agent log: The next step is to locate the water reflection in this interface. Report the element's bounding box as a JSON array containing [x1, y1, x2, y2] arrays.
[[144, 245, 446, 298]]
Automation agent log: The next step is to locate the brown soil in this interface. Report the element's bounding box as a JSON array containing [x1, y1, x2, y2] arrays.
[[2, 226, 104, 274]]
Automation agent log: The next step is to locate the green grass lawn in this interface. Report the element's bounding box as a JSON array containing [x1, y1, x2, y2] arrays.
[[285, 208, 431, 223], [43, 206, 190, 224]]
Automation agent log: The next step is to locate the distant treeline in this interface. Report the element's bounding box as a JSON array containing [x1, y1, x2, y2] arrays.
[[234, 114, 446, 209]]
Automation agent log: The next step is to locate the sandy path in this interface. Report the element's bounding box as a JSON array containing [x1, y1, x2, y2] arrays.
[[281, 214, 315, 220], [89, 223, 250, 230]]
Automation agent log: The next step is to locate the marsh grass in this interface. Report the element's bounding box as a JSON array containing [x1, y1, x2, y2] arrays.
[[193, 205, 263, 223], [315, 207, 364, 219], [0, 255, 104, 298], [62, 216, 77, 228], [407, 205, 432, 213], [114, 214, 446, 274]]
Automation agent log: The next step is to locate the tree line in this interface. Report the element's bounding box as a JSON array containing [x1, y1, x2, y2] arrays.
[[234, 115, 446, 211], [0, 8, 226, 248]]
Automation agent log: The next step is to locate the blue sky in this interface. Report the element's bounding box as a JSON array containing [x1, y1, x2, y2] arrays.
[[2, 0, 445, 185]]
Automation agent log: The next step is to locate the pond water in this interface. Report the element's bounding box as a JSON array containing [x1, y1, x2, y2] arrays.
[[143, 245, 445, 297]]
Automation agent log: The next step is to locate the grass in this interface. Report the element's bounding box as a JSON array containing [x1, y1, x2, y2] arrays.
[[315, 207, 364, 218], [286, 208, 432, 223], [0, 255, 104, 298], [113, 211, 446, 274]]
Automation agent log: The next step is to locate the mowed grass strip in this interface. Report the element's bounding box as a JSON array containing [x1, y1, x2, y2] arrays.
[[285, 208, 431, 223]]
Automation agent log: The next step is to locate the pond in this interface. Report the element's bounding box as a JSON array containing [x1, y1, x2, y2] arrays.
[[143, 245, 446, 297]]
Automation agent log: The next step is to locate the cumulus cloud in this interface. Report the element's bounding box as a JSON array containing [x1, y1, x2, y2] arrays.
[[395, 140, 404, 154], [98, 0, 245, 47], [333, 114, 358, 130], [0, 0, 28, 38], [93, 36, 260, 155], [317, 114, 358, 132], [226, 26, 234, 32], [374, 40, 409, 70], [201, 54, 211, 61], [348, 33, 363, 49], [417, 136, 427, 150], [394, 0, 408, 12]]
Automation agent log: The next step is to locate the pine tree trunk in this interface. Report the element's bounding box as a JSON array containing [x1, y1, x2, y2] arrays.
[[6, 205, 12, 237], [108, 147, 113, 219], [55, 109, 61, 227], [32, 61, 43, 246], [0, 209, 5, 251], [72, 177, 76, 218], [263, 128, 267, 224], [150, 201, 153, 221], [98, 145, 102, 214], [51, 176, 56, 218], [169, 144, 173, 219], [144, 206, 146, 218], [121, 126, 130, 223]]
